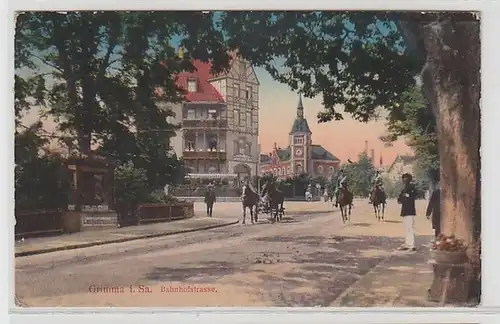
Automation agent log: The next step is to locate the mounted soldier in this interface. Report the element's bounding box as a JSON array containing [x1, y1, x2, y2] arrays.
[[334, 168, 348, 208], [369, 169, 384, 204]]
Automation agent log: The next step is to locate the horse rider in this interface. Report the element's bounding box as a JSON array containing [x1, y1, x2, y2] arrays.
[[369, 170, 384, 203], [334, 169, 348, 207]]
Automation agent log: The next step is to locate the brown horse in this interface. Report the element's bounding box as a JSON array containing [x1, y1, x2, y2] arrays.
[[370, 186, 387, 222], [241, 184, 259, 224], [261, 181, 285, 223], [338, 185, 353, 224]]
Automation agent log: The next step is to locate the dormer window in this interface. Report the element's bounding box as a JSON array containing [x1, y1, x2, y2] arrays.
[[187, 78, 197, 92]]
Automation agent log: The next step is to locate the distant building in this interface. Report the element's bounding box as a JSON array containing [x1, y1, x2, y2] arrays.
[[259, 95, 340, 179], [386, 154, 416, 182], [159, 53, 260, 185]]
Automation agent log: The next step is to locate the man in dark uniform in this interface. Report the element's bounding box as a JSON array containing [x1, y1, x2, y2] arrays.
[[397, 173, 417, 251], [204, 183, 216, 217], [426, 183, 441, 239]]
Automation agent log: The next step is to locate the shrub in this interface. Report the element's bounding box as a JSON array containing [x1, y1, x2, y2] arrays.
[[113, 161, 150, 206], [15, 153, 70, 211], [145, 189, 180, 204]]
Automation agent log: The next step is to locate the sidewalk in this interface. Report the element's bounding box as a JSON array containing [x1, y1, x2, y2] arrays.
[[15, 201, 333, 258], [329, 200, 440, 307], [331, 236, 438, 307], [15, 216, 238, 257]]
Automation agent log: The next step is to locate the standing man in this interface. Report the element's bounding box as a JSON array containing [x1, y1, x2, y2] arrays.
[[397, 173, 417, 251], [426, 181, 441, 239], [204, 183, 216, 217]]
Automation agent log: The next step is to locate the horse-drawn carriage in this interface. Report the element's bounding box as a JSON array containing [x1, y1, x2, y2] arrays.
[[241, 181, 285, 224], [257, 194, 285, 222]]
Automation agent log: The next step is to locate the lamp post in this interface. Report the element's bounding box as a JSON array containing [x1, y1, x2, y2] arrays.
[[257, 144, 261, 193]]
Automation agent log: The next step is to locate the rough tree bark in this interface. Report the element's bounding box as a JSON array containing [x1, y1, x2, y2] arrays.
[[398, 15, 481, 302], [420, 17, 481, 245]]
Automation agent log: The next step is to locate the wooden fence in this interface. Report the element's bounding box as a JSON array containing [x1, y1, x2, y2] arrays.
[[15, 209, 64, 239], [137, 203, 194, 225]]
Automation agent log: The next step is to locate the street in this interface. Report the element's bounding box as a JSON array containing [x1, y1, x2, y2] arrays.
[[15, 199, 433, 307]]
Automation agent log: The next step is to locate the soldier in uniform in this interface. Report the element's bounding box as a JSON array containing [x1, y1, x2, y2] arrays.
[[334, 169, 348, 207], [369, 169, 384, 203]]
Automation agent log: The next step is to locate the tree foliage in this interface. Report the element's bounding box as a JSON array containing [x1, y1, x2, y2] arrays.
[[15, 122, 70, 210], [381, 84, 439, 178], [339, 152, 375, 197], [220, 11, 422, 122], [15, 11, 232, 188]]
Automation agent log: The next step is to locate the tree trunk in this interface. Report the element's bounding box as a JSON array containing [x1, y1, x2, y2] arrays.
[[420, 18, 481, 246]]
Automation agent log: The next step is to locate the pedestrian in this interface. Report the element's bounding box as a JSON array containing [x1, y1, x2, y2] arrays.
[[397, 173, 417, 251], [204, 183, 216, 217], [426, 183, 441, 239]]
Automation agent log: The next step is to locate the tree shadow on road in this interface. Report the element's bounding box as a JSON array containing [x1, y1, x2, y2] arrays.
[[383, 220, 402, 224], [251, 234, 434, 307], [143, 234, 434, 307], [145, 261, 240, 283], [348, 222, 371, 227]]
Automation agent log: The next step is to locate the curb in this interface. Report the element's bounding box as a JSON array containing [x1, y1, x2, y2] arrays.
[[15, 220, 239, 258], [330, 251, 399, 306]]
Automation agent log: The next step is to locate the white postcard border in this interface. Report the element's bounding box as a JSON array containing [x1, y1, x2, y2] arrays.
[[2, 0, 499, 323]]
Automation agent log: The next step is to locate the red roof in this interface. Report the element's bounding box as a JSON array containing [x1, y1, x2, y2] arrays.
[[175, 60, 225, 103]]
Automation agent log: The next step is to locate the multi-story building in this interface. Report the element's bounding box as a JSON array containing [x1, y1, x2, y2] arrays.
[[259, 95, 341, 179], [162, 54, 260, 185]]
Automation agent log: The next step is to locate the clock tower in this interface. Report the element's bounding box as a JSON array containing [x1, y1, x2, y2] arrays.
[[289, 93, 312, 175]]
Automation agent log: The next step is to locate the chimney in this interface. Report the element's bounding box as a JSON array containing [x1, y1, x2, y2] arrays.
[[380, 155, 383, 167], [371, 149, 375, 163], [364, 140, 368, 154]]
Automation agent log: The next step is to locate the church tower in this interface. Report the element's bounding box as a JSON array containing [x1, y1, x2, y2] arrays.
[[289, 93, 312, 175]]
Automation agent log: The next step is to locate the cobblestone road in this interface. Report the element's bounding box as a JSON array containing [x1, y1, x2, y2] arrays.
[[15, 199, 433, 307]]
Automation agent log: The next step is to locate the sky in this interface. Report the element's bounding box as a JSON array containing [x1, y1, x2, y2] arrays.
[[254, 66, 412, 166]]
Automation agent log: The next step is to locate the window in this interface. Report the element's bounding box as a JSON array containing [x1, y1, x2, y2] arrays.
[[240, 111, 246, 127], [287, 166, 291, 174], [234, 140, 239, 154], [186, 140, 195, 151], [317, 165, 324, 174], [186, 109, 195, 120], [233, 83, 240, 97], [273, 168, 277, 176], [208, 109, 217, 119], [296, 164, 303, 174], [246, 86, 252, 100], [281, 167, 285, 176], [240, 61, 247, 76], [245, 143, 251, 155], [329, 166, 335, 174], [246, 112, 252, 128], [187, 79, 197, 92], [294, 137, 304, 145], [234, 110, 240, 126], [195, 108, 202, 119], [208, 135, 217, 151]]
